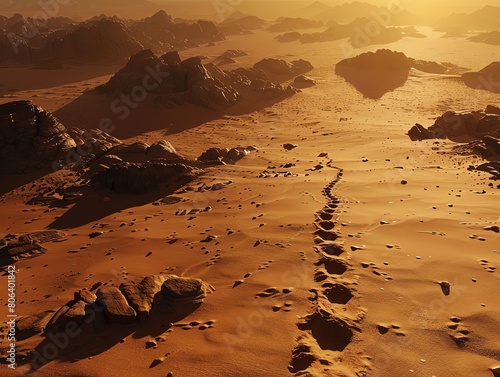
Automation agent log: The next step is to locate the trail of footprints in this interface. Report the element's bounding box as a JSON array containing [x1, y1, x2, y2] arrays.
[[289, 166, 364, 375]]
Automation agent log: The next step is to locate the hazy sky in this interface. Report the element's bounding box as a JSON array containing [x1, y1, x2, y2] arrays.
[[151, 0, 496, 19]]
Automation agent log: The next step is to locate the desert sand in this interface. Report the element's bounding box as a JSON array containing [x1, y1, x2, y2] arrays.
[[0, 2, 499, 377]]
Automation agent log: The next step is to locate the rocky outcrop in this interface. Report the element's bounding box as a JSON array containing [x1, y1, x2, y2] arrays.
[[197, 146, 256, 164], [294, 75, 316, 87], [120, 274, 167, 321], [0, 101, 75, 173], [21, 273, 213, 343], [462, 62, 500, 93], [0, 100, 121, 174], [254, 58, 313, 76], [97, 286, 137, 325], [474, 161, 500, 180], [98, 50, 241, 110], [91, 161, 194, 194], [407, 106, 500, 141], [0, 230, 66, 266], [454, 136, 500, 159]]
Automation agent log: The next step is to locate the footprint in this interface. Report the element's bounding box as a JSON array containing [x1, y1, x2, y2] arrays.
[[258, 260, 274, 270], [479, 260, 496, 273], [323, 283, 353, 304], [256, 287, 280, 298], [447, 316, 470, 347], [297, 311, 354, 352], [315, 256, 348, 275]]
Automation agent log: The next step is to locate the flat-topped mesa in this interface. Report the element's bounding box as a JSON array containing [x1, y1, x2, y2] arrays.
[[336, 49, 450, 99]]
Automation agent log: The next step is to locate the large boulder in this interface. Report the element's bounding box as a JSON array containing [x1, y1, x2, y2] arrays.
[[97, 286, 137, 325], [120, 274, 167, 321], [158, 276, 214, 313], [91, 162, 194, 194]]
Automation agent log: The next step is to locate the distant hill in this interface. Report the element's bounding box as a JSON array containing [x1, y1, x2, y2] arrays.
[[291, 1, 422, 26], [436, 5, 500, 32], [0, 0, 161, 19]]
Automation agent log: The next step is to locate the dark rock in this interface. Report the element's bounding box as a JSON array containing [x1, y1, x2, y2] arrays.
[[475, 161, 500, 179], [336, 49, 411, 99], [91, 162, 194, 194], [486, 105, 500, 115], [293, 75, 316, 87], [408, 123, 436, 141], [254, 58, 313, 75], [97, 286, 137, 324], [462, 62, 500, 93], [408, 108, 500, 141]]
